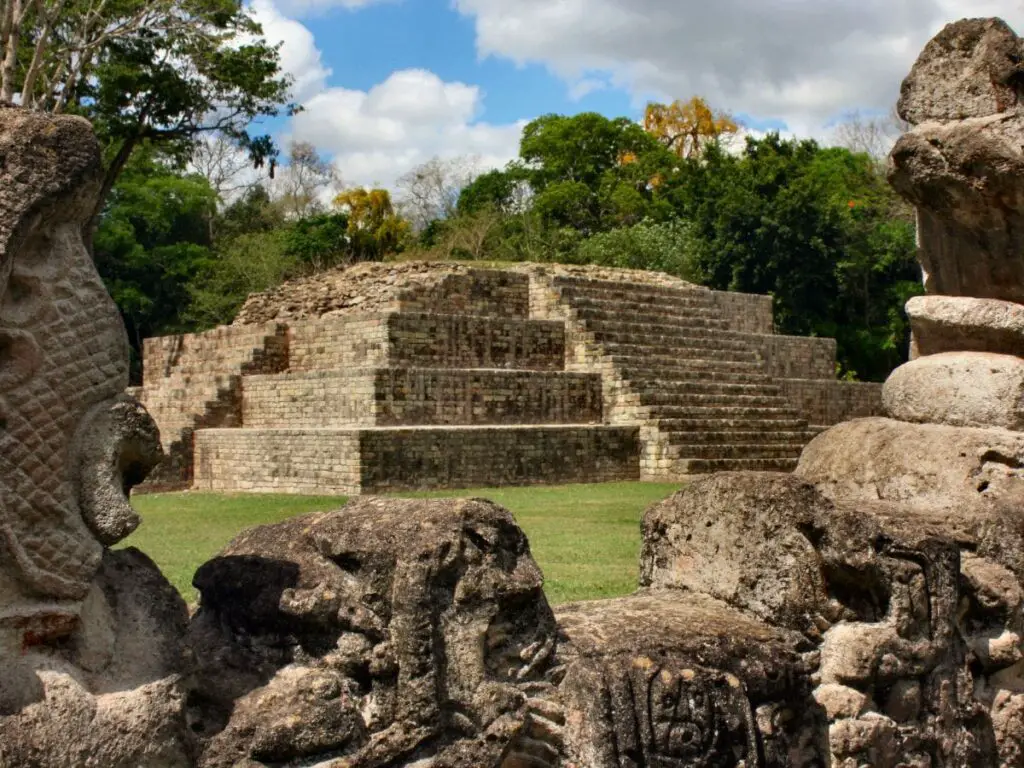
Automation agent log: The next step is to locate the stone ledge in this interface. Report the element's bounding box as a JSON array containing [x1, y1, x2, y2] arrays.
[[194, 425, 640, 495]]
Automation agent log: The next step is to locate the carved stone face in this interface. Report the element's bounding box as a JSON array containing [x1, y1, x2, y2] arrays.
[[0, 109, 162, 621]]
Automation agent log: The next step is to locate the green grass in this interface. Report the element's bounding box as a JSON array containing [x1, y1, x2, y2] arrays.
[[122, 482, 681, 606]]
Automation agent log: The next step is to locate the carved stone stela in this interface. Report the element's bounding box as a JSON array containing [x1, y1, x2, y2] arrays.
[[4, 15, 1024, 768]]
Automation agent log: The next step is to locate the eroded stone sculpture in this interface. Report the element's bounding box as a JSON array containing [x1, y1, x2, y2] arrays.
[[187, 497, 560, 767], [0, 105, 184, 766]]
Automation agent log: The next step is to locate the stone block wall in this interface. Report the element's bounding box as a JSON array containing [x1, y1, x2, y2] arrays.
[[137, 323, 291, 490], [194, 429, 362, 494], [777, 379, 885, 428], [288, 313, 566, 373], [288, 316, 390, 371], [194, 425, 640, 494], [710, 290, 774, 334], [387, 313, 565, 370], [399, 269, 530, 318], [243, 369, 604, 428], [358, 425, 641, 492], [749, 334, 837, 380], [143, 322, 288, 381], [243, 372, 378, 428]]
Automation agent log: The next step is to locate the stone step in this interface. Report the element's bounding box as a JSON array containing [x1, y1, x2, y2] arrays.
[[655, 417, 810, 431], [615, 357, 765, 378], [193, 424, 641, 495], [569, 303, 729, 329], [675, 457, 800, 474], [560, 288, 716, 316], [629, 379, 781, 397], [552, 275, 711, 303], [623, 368, 773, 386], [592, 328, 757, 351], [565, 295, 724, 323], [661, 429, 812, 445], [601, 342, 759, 365], [668, 442, 806, 460], [580, 313, 732, 335], [639, 391, 791, 408], [646, 404, 803, 420]]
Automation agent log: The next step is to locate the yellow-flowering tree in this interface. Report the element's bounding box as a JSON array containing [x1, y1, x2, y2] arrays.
[[643, 97, 739, 159], [332, 187, 410, 261]]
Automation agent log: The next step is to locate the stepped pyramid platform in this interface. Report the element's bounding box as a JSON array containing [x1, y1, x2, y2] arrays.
[[134, 263, 882, 493]]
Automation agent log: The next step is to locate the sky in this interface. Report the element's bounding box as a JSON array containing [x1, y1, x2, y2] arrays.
[[247, 0, 1024, 191]]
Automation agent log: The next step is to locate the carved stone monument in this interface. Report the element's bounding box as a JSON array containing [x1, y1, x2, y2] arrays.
[[0, 106, 186, 766]]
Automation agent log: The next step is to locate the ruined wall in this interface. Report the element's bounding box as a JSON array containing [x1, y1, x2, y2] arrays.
[[778, 379, 885, 427], [194, 424, 640, 494], [709, 289, 774, 334], [243, 368, 603, 429], [751, 334, 837, 380]]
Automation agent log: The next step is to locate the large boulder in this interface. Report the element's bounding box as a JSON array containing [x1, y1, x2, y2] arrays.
[[883, 352, 1024, 430], [635, 472, 992, 766], [796, 417, 1024, 519], [888, 18, 1024, 303], [554, 591, 822, 767], [188, 496, 559, 768], [907, 295, 1024, 358], [896, 17, 1024, 124]]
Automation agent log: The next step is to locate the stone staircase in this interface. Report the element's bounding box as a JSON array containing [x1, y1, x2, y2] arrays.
[[541, 275, 825, 475]]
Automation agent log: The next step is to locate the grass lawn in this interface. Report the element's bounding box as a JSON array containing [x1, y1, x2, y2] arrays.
[[122, 482, 682, 606]]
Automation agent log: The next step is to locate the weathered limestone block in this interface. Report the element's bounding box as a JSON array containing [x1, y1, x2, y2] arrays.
[[883, 352, 1024, 430], [0, 550, 192, 767], [888, 18, 1024, 303], [796, 417, 1024, 520], [554, 591, 824, 767], [0, 106, 185, 766], [638, 472, 996, 766], [188, 497, 559, 768], [907, 295, 1024, 358], [896, 16, 1024, 124]]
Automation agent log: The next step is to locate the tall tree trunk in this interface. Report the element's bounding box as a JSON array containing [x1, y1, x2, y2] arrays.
[[0, 0, 23, 103], [20, 0, 65, 108]]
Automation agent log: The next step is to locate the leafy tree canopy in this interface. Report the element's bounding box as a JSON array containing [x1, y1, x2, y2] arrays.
[[1, 0, 295, 209]]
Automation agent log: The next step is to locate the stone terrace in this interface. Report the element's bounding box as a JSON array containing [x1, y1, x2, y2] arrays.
[[135, 263, 882, 493]]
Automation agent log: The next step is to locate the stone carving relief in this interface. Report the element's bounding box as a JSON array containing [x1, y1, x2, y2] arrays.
[[0, 106, 182, 766]]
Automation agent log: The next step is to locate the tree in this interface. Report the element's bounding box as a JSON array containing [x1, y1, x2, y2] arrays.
[[190, 132, 265, 206], [93, 147, 218, 366], [668, 133, 920, 380], [1, 0, 294, 210], [519, 112, 661, 191], [643, 97, 739, 158], [332, 187, 410, 262], [272, 140, 339, 219], [832, 107, 909, 167], [282, 211, 349, 272], [186, 229, 297, 329], [397, 155, 481, 231]]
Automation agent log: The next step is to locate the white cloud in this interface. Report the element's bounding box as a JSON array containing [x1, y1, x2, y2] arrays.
[[268, 0, 390, 18], [453, 0, 1024, 140], [290, 69, 525, 189], [250, 0, 332, 103]]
